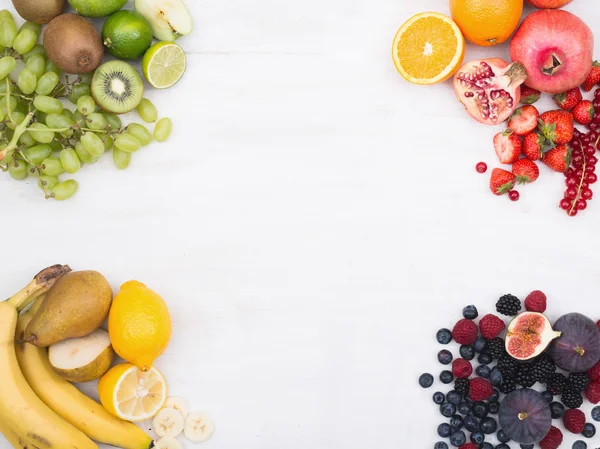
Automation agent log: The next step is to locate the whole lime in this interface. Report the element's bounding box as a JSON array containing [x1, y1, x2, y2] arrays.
[[102, 11, 153, 61], [68, 0, 127, 18]]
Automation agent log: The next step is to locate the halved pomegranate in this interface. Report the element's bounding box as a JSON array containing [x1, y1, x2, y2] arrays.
[[453, 58, 528, 125], [505, 312, 561, 361]]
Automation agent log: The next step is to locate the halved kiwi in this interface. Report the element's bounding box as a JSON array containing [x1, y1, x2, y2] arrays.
[[91, 61, 144, 114]]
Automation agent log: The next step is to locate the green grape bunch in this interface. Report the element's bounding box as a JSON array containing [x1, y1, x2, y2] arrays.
[[0, 10, 173, 201]]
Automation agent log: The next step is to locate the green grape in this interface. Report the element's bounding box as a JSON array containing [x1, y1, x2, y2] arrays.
[[38, 175, 59, 192], [27, 164, 40, 178], [70, 84, 90, 104], [81, 132, 105, 157], [0, 107, 4, 122], [17, 67, 37, 95], [35, 72, 59, 95], [0, 56, 16, 80], [0, 15, 17, 48], [127, 123, 153, 145], [12, 29, 37, 55], [45, 60, 61, 76], [49, 140, 62, 153], [85, 112, 108, 130], [41, 157, 64, 176], [6, 111, 25, 130], [29, 123, 55, 144], [34, 95, 63, 114], [113, 148, 131, 170], [104, 136, 114, 151], [60, 148, 81, 174], [0, 77, 14, 94], [14, 99, 28, 115], [25, 54, 46, 79], [36, 111, 48, 125], [73, 110, 84, 123], [19, 22, 41, 34], [8, 159, 27, 180], [137, 98, 158, 123], [77, 95, 96, 115], [46, 113, 74, 131], [18, 131, 35, 148], [103, 112, 122, 130], [79, 73, 93, 85], [74, 142, 96, 164], [0, 10, 13, 20], [22, 44, 44, 62], [0, 95, 17, 115], [115, 133, 142, 153], [23, 144, 52, 165], [51, 179, 78, 201], [154, 118, 172, 142], [62, 109, 75, 121]]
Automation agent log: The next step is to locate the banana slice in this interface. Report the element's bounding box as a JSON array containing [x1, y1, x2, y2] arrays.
[[156, 436, 183, 449], [153, 408, 185, 438], [184, 412, 215, 442], [164, 396, 189, 419]]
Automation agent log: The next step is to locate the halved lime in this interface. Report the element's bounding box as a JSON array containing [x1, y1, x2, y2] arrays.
[[142, 42, 186, 89]]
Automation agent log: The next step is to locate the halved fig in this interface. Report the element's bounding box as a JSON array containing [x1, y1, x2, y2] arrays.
[[505, 312, 561, 361], [499, 388, 552, 444]]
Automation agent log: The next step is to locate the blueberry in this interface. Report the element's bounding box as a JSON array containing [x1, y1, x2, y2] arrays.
[[474, 336, 488, 353], [440, 370, 454, 384], [434, 443, 448, 449], [450, 414, 463, 430], [419, 373, 434, 388], [490, 368, 503, 387], [593, 406, 600, 422], [496, 445, 510, 449], [478, 353, 493, 364], [459, 344, 475, 361], [490, 388, 500, 401], [497, 429, 511, 443], [457, 402, 471, 415], [463, 305, 478, 320], [438, 349, 453, 365], [480, 443, 494, 449], [481, 417, 497, 434], [476, 364, 491, 378], [470, 431, 485, 444], [582, 423, 596, 438], [433, 391, 445, 405], [449, 430, 466, 447], [473, 401, 489, 419], [464, 414, 480, 432], [446, 390, 463, 406], [541, 390, 554, 403], [572, 441, 587, 449], [520, 445, 534, 449], [550, 401, 565, 419], [437, 423, 452, 438], [488, 400, 500, 415], [437, 328, 453, 344], [440, 403, 456, 418]]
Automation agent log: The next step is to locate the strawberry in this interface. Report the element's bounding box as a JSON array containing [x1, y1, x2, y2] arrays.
[[553, 88, 582, 111], [512, 158, 540, 184], [538, 110, 574, 145], [508, 105, 539, 136], [572, 100, 595, 126], [543, 144, 572, 173], [490, 168, 516, 195], [522, 132, 548, 161], [520, 86, 541, 105], [582, 61, 600, 91], [493, 130, 522, 164]]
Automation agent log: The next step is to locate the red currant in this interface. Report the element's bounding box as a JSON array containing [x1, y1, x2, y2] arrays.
[[566, 187, 578, 200], [582, 137, 591, 146], [595, 87, 600, 98], [593, 115, 600, 125], [587, 173, 598, 184], [585, 165, 596, 173], [582, 188, 594, 200], [475, 162, 487, 174], [582, 181, 590, 189], [575, 169, 585, 179], [572, 150, 583, 159], [576, 199, 588, 210], [508, 190, 520, 202], [589, 155, 598, 165], [560, 198, 573, 210], [566, 176, 578, 187], [585, 146, 596, 156], [573, 155, 584, 168], [589, 131, 600, 142], [565, 167, 575, 177], [568, 208, 579, 217]]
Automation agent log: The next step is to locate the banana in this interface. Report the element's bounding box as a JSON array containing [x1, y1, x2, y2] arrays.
[[184, 412, 215, 442], [0, 265, 98, 449], [153, 408, 185, 438], [15, 299, 156, 449], [156, 437, 183, 449], [164, 396, 189, 419]]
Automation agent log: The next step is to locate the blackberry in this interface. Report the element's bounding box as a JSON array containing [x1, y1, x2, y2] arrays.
[[547, 372, 567, 395], [499, 377, 517, 394], [567, 372, 589, 393], [486, 337, 507, 359], [496, 294, 522, 316], [463, 305, 478, 320], [515, 364, 536, 388], [531, 354, 555, 383], [561, 388, 584, 409], [496, 354, 518, 377], [454, 378, 470, 397]]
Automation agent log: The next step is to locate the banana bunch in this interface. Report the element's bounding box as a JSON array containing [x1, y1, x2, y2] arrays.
[[0, 265, 156, 449]]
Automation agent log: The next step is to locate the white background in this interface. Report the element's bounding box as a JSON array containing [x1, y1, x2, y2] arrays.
[[2, 0, 600, 448]]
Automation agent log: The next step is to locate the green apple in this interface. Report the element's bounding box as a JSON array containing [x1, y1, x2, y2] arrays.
[[134, 0, 193, 42]]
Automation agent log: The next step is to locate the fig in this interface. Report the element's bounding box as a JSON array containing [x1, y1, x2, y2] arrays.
[[548, 312, 600, 373], [505, 312, 561, 361], [499, 388, 552, 444]]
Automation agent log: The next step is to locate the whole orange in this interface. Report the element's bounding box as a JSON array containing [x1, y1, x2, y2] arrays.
[[449, 0, 523, 47]]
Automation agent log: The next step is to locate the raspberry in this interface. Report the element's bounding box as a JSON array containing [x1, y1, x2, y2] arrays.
[[452, 358, 473, 379], [452, 319, 478, 345], [563, 408, 586, 434], [468, 377, 493, 401], [524, 290, 547, 312], [597, 319, 600, 328], [459, 444, 478, 449], [586, 381, 600, 404], [539, 426, 563, 449], [479, 314, 506, 340], [588, 360, 600, 381]]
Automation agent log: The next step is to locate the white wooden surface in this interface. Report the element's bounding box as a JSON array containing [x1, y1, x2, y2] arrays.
[[2, 0, 600, 448]]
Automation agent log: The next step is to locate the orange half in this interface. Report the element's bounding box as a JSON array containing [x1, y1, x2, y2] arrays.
[[392, 12, 465, 85]]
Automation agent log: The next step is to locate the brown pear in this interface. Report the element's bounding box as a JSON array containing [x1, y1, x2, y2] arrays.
[[25, 271, 113, 347]]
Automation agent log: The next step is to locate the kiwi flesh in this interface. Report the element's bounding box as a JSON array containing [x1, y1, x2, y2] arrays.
[[91, 61, 144, 114], [43, 14, 103, 74], [12, 0, 65, 24]]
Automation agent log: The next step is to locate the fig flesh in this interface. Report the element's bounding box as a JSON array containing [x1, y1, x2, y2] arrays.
[[548, 312, 600, 373], [499, 388, 552, 444], [505, 312, 561, 361]]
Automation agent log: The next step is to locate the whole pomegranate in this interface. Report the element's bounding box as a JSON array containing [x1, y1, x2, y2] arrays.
[[453, 58, 527, 125], [527, 0, 573, 8], [510, 10, 593, 94]]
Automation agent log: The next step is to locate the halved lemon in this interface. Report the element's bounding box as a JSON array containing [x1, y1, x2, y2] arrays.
[[392, 12, 465, 85], [98, 363, 167, 422], [142, 42, 187, 89]]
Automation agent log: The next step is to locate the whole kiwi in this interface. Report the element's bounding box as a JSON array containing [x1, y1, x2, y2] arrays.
[[43, 14, 104, 74], [12, 0, 65, 24]]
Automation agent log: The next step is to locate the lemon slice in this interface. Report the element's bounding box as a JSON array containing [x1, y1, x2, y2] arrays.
[[142, 42, 186, 89], [98, 363, 167, 422]]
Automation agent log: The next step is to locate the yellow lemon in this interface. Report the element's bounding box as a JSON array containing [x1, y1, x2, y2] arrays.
[[108, 280, 172, 371], [98, 363, 167, 422]]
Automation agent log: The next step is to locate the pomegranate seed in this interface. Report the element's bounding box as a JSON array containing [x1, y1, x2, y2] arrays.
[[508, 190, 520, 202], [475, 162, 488, 174]]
